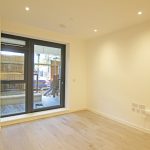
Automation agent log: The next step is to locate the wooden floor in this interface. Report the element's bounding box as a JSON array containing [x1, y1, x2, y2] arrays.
[[0, 111, 150, 150]]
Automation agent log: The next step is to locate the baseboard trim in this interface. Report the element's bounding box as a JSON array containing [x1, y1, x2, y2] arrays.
[[88, 109, 150, 134], [3, 108, 149, 135], [0, 108, 87, 127]]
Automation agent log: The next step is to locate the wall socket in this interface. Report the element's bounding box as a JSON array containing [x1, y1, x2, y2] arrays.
[[131, 103, 146, 115]]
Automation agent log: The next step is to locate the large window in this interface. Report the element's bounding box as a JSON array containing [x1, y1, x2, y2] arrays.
[[0, 33, 66, 117]]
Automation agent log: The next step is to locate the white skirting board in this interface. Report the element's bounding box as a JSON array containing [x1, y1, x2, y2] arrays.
[[1, 108, 150, 134], [0, 108, 88, 127], [88, 109, 150, 135]]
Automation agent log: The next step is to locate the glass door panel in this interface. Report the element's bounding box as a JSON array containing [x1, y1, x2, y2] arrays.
[[33, 45, 62, 109], [0, 50, 26, 117], [0, 83, 26, 116]]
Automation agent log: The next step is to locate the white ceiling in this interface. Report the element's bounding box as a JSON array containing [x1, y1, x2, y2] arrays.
[[1, 0, 150, 39]]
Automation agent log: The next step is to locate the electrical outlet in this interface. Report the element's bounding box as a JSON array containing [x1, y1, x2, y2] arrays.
[[132, 103, 138, 108], [136, 109, 140, 113], [141, 109, 145, 114], [139, 105, 145, 110], [131, 103, 146, 115]]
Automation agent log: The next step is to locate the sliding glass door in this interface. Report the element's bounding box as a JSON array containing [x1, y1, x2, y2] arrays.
[[0, 38, 28, 117], [32, 41, 65, 111], [0, 33, 66, 117]]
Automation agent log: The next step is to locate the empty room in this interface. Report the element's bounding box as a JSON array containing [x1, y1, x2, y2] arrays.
[[0, 0, 150, 150]]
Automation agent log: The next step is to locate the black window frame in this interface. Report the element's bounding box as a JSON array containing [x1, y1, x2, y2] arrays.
[[1, 33, 66, 117]]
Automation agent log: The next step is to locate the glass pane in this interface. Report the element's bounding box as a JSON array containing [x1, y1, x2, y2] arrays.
[[1, 37, 26, 46], [0, 51, 24, 81], [33, 45, 61, 109], [0, 83, 26, 116]]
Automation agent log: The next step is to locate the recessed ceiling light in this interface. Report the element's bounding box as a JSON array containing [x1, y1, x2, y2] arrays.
[[138, 11, 142, 15], [25, 6, 30, 11], [94, 29, 98, 32]]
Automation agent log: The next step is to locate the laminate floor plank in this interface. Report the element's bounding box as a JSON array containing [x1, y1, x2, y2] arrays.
[[0, 111, 150, 150]]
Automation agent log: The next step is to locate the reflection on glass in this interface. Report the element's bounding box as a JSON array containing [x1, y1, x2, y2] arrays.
[[33, 45, 61, 109], [0, 83, 26, 116], [0, 51, 24, 81], [0, 50, 25, 116], [1, 37, 26, 46]]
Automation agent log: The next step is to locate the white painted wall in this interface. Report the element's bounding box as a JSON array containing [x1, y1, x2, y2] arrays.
[[87, 21, 150, 132], [1, 20, 87, 112]]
